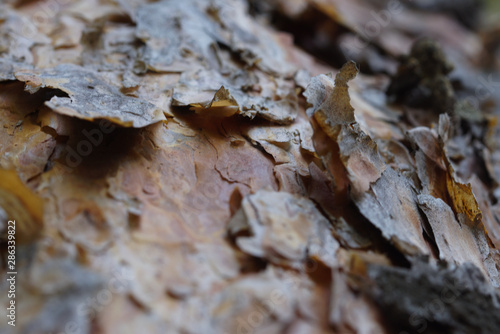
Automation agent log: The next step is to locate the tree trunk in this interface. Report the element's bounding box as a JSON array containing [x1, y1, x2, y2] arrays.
[[1, 0, 500, 333]]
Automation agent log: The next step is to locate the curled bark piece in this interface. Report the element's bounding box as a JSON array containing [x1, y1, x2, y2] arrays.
[[305, 62, 426, 256], [418, 194, 487, 276], [173, 68, 298, 124], [14, 64, 165, 127], [228, 189, 339, 268]]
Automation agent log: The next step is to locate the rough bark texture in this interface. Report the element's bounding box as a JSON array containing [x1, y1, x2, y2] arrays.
[[1, 0, 500, 333]]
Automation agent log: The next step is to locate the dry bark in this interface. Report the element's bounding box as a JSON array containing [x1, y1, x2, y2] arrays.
[[1, 0, 500, 333]]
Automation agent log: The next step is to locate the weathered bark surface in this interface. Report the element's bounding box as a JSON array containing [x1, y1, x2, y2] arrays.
[[1, 0, 500, 333]]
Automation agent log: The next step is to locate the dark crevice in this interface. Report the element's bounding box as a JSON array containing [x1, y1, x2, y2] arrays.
[[255, 4, 350, 70], [0, 81, 69, 116], [247, 1, 398, 74]]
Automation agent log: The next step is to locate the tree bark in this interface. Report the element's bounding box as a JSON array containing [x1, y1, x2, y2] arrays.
[[1, 0, 500, 333]]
